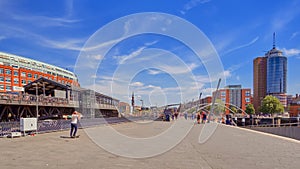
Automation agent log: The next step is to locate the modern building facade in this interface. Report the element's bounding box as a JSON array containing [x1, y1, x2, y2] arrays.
[[253, 34, 287, 110], [213, 85, 252, 115], [253, 57, 267, 111], [0, 52, 79, 92], [266, 48, 287, 94]]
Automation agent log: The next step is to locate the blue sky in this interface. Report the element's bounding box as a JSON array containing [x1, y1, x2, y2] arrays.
[[1, 0, 300, 106]]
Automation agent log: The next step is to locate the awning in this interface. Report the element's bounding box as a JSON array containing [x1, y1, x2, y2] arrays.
[[23, 77, 69, 96]]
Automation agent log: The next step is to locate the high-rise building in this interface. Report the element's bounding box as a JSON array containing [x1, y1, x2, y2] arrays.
[[253, 33, 287, 110], [266, 47, 287, 94], [253, 57, 267, 111]]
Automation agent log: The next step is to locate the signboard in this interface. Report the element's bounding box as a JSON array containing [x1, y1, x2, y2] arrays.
[[54, 89, 66, 98], [13, 86, 24, 91]]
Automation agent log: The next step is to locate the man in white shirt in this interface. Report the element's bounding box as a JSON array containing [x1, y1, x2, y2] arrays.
[[70, 111, 81, 138]]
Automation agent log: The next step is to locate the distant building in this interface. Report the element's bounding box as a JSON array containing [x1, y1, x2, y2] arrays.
[[119, 102, 130, 115], [200, 96, 212, 105], [288, 94, 300, 117], [213, 85, 252, 115], [0, 51, 79, 92], [253, 33, 287, 110]]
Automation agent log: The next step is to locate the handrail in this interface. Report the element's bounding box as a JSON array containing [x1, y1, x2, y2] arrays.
[[249, 122, 300, 128]]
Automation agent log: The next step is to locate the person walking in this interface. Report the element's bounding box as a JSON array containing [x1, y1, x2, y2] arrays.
[[70, 111, 81, 138], [196, 111, 201, 124]]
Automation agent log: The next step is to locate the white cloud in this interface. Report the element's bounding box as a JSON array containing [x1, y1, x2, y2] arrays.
[[281, 48, 300, 57], [188, 63, 198, 70], [91, 75, 97, 79], [148, 69, 164, 75], [130, 82, 144, 87], [91, 54, 103, 60], [145, 40, 158, 46], [222, 70, 231, 78]]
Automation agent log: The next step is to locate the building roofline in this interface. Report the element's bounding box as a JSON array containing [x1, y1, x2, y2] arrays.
[[0, 51, 75, 77]]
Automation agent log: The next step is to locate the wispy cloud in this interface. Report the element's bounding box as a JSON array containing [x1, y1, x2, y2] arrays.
[[113, 41, 158, 64], [0, 16, 85, 52], [65, 0, 74, 17], [11, 15, 80, 27], [271, 2, 300, 31], [154, 62, 198, 75], [114, 46, 146, 64], [0, 36, 6, 41], [180, 0, 211, 15], [0, 0, 79, 28], [41, 37, 86, 51], [290, 32, 299, 40], [223, 36, 259, 55]]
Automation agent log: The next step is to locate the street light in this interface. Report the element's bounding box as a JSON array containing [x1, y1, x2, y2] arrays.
[[32, 82, 39, 134], [140, 99, 144, 108]]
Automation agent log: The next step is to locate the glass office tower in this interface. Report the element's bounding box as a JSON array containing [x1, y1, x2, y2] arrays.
[[266, 48, 287, 94]]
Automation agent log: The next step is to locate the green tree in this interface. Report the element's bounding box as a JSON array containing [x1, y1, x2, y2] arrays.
[[245, 103, 255, 115], [229, 106, 238, 114], [259, 95, 284, 115], [212, 99, 225, 114]]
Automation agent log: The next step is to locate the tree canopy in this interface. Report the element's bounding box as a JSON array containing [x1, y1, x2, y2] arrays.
[[259, 95, 284, 114], [245, 103, 255, 115]]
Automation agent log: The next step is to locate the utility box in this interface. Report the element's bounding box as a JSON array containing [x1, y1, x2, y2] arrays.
[[20, 118, 37, 132]]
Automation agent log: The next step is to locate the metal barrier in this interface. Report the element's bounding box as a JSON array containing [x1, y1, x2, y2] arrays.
[[249, 122, 300, 128], [0, 116, 152, 137], [0, 121, 20, 136]]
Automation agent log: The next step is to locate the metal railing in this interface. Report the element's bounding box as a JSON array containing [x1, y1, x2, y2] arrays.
[[0, 92, 117, 109]]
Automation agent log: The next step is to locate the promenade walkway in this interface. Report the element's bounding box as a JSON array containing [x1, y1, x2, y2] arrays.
[[0, 120, 299, 169]]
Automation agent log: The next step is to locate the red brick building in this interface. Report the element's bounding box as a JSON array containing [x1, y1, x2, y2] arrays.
[[0, 52, 79, 92], [213, 85, 252, 115], [288, 94, 300, 117], [200, 96, 212, 105]]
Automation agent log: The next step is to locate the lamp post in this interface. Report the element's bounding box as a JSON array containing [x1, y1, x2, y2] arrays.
[[33, 82, 39, 134], [140, 99, 144, 108], [140, 99, 144, 116]]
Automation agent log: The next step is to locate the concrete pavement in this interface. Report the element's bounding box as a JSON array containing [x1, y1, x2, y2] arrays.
[[0, 120, 299, 169]]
